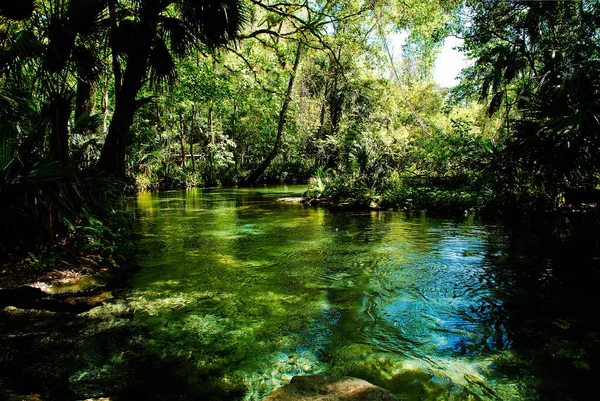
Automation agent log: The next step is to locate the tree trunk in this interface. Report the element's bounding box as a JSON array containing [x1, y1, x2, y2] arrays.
[[206, 102, 217, 185], [190, 105, 196, 173], [101, 85, 109, 134], [46, 93, 72, 166], [75, 79, 94, 168], [379, 31, 429, 135], [108, 0, 122, 94], [97, 70, 146, 175], [75, 80, 93, 124], [317, 100, 327, 138], [178, 110, 186, 168], [208, 102, 214, 166], [329, 73, 343, 137], [190, 142, 195, 173], [97, 7, 158, 176], [232, 102, 239, 173], [156, 102, 163, 146], [241, 42, 303, 186]]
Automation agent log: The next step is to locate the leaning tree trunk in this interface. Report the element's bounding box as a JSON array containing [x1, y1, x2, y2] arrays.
[[241, 42, 303, 185], [97, 67, 147, 175], [108, 0, 122, 94]]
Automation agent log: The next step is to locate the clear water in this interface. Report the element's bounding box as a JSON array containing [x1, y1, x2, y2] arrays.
[[1, 186, 598, 400]]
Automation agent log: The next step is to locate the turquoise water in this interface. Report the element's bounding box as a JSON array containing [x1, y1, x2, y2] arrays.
[[1, 186, 598, 400]]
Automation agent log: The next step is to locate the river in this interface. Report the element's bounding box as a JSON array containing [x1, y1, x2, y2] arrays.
[[1, 186, 599, 400]]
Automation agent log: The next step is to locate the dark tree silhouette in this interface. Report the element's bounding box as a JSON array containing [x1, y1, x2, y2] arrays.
[[0, 1, 35, 21], [460, 0, 600, 206]]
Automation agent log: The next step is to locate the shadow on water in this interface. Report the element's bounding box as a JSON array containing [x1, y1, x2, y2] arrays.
[[0, 311, 249, 400], [1, 187, 599, 401], [478, 214, 600, 401]]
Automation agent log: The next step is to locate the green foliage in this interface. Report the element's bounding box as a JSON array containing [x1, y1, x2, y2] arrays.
[[305, 167, 332, 198], [383, 176, 494, 215], [71, 209, 132, 264], [300, 76, 504, 215], [460, 0, 600, 209], [2, 0, 599, 269]]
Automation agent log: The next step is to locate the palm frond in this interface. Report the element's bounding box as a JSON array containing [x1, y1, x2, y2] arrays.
[[0, 86, 34, 174], [73, 111, 102, 135], [1, 29, 43, 74], [159, 16, 196, 58], [67, 0, 109, 37], [149, 37, 176, 86], [0, 113, 18, 174], [178, 0, 247, 48]]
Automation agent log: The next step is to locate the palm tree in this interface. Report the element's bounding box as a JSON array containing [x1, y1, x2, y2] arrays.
[[1, 0, 108, 166], [462, 0, 600, 207], [0, 0, 108, 254], [97, 0, 246, 176]]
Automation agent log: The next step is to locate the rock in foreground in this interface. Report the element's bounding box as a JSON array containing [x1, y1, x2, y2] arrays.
[[262, 375, 401, 401]]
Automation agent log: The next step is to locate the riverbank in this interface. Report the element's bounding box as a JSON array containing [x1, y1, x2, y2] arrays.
[[0, 253, 137, 314], [302, 192, 600, 219], [0, 210, 138, 314]]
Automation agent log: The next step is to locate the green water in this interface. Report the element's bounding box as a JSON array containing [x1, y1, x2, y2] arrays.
[[1, 186, 599, 400]]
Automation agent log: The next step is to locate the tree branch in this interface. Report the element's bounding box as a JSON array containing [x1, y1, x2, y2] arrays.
[[224, 46, 280, 95]]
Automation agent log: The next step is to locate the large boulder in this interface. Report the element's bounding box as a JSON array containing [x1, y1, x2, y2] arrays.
[[262, 375, 401, 401]]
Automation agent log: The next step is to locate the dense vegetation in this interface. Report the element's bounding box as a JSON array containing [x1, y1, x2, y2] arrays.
[[1, 0, 599, 264]]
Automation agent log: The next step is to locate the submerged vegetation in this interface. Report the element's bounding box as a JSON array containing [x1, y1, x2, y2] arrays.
[[3, 188, 600, 400], [1, 0, 600, 399]]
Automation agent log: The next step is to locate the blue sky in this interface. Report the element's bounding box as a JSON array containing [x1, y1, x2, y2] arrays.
[[388, 33, 470, 88], [433, 36, 470, 87]]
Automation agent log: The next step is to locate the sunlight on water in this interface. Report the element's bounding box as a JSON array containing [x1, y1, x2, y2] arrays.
[[95, 187, 524, 400], [2, 187, 597, 400]]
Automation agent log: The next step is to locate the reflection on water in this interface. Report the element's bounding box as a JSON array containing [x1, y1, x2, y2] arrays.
[[1, 186, 599, 400]]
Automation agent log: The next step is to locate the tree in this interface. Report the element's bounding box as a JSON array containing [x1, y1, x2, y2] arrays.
[[0, 0, 108, 166], [240, 41, 303, 184], [97, 0, 246, 176], [0, 0, 111, 252], [233, 0, 392, 184], [460, 0, 600, 206]]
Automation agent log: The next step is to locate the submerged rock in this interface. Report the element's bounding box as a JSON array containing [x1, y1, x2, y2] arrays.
[[262, 374, 401, 401], [277, 197, 304, 204]]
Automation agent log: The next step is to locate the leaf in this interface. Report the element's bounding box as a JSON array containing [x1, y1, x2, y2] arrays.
[[160, 16, 195, 58], [177, 0, 247, 48], [149, 37, 177, 86]]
